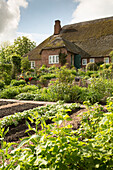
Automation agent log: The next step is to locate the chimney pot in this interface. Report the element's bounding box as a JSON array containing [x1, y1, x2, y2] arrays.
[[54, 20, 61, 35]]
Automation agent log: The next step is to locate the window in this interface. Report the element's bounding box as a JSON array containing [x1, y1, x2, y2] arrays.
[[90, 58, 95, 63], [30, 61, 35, 68], [104, 57, 109, 64], [82, 59, 87, 65], [49, 55, 59, 64]]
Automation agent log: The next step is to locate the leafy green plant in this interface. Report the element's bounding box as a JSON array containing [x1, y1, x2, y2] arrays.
[[11, 79, 26, 86], [0, 86, 20, 99], [1, 100, 113, 169], [0, 81, 5, 90]]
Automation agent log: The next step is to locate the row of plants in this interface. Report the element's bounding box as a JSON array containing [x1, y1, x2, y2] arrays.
[[0, 101, 80, 128], [0, 98, 113, 169]]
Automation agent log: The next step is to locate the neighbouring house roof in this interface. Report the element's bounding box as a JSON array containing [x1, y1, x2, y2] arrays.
[[25, 16, 113, 60], [60, 16, 113, 57]]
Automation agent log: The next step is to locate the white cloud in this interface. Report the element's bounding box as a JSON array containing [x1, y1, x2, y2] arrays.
[[17, 32, 50, 45], [0, 0, 28, 43], [71, 0, 113, 23]]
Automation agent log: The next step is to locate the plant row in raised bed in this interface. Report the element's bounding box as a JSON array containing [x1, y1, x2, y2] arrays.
[[0, 101, 81, 129]]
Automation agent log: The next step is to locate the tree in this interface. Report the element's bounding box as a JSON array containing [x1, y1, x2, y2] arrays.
[[14, 36, 36, 57], [0, 36, 36, 63]]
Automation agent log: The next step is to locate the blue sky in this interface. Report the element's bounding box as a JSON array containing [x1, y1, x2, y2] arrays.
[[18, 0, 77, 35], [0, 0, 113, 45]]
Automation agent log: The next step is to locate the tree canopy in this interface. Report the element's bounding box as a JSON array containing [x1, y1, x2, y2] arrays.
[[0, 36, 36, 63]]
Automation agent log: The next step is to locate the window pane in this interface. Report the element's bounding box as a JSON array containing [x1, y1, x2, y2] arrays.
[[49, 56, 51, 64], [104, 57, 109, 64], [82, 59, 87, 65], [56, 55, 59, 63], [90, 58, 95, 63], [53, 56, 55, 63], [31, 61, 35, 68]]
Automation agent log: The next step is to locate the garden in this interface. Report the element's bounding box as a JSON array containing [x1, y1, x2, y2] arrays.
[[0, 37, 113, 169]]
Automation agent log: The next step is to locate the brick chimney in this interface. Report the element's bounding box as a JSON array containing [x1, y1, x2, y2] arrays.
[[54, 20, 61, 35]]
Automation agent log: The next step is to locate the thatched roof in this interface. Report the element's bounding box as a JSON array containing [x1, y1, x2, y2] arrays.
[[60, 16, 113, 57], [24, 36, 53, 60], [26, 16, 113, 59], [41, 36, 88, 57]]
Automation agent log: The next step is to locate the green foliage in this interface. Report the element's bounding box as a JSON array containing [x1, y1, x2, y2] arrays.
[[109, 50, 113, 59], [21, 56, 31, 72], [11, 79, 26, 86], [87, 78, 113, 104], [0, 36, 36, 67], [56, 66, 75, 84], [59, 52, 67, 66], [11, 54, 21, 79], [13, 36, 36, 57], [86, 62, 98, 71], [21, 85, 39, 92], [0, 63, 12, 73], [3, 72, 11, 85], [0, 101, 112, 169], [0, 86, 20, 99], [15, 93, 36, 100], [0, 81, 5, 89]]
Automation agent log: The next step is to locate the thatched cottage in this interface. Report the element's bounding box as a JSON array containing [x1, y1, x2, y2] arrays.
[[25, 16, 113, 69]]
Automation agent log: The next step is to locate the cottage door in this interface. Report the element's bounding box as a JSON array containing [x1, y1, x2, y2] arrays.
[[74, 54, 81, 69]]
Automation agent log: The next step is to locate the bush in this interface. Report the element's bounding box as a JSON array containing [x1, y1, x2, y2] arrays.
[[3, 72, 11, 85], [0, 80, 5, 90], [0, 87, 19, 99], [15, 93, 36, 100], [86, 62, 98, 71], [11, 79, 26, 86], [21, 85, 39, 93]]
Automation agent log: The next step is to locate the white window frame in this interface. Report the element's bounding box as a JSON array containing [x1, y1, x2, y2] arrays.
[[49, 55, 59, 64], [82, 59, 87, 65], [89, 58, 95, 63], [104, 57, 109, 64], [30, 61, 35, 68]]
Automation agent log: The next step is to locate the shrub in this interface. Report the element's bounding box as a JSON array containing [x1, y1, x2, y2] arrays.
[[15, 93, 36, 100], [0, 87, 19, 99], [0, 80, 5, 90], [3, 72, 11, 85], [21, 85, 39, 93], [86, 62, 98, 71], [11, 79, 26, 86]]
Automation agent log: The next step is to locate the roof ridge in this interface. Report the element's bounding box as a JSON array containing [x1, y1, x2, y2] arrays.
[[62, 16, 113, 28]]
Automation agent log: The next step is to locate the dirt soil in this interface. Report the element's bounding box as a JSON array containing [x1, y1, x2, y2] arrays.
[[0, 100, 87, 142], [0, 102, 43, 118]]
